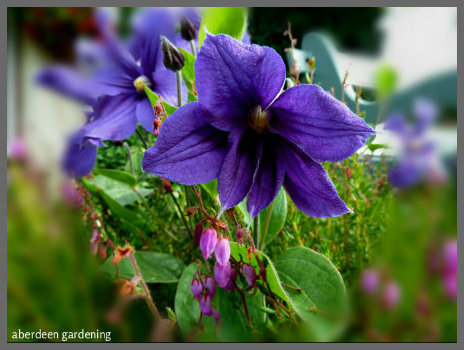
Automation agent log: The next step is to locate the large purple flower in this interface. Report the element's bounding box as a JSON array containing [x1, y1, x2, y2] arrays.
[[143, 34, 375, 218]]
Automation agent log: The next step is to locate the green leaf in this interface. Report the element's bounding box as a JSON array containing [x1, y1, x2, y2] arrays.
[[174, 263, 201, 334], [198, 7, 248, 48], [143, 85, 178, 116], [81, 177, 151, 233], [230, 242, 291, 306], [93, 168, 137, 187], [367, 143, 390, 153], [259, 187, 288, 247], [101, 251, 185, 283], [92, 175, 152, 206], [179, 48, 196, 90], [236, 199, 250, 225], [274, 246, 349, 341], [201, 179, 218, 201]]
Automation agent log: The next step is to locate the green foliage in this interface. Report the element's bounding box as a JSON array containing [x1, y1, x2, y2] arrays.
[[259, 187, 288, 247], [101, 251, 185, 283], [198, 7, 248, 47], [274, 247, 349, 341]]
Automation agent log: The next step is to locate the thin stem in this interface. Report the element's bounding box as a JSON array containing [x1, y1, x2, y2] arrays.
[[136, 128, 149, 149], [189, 40, 197, 58], [123, 142, 134, 175], [169, 192, 193, 238], [176, 70, 182, 108], [253, 216, 260, 250], [259, 200, 275, 249], [128, 250, 161, 320]]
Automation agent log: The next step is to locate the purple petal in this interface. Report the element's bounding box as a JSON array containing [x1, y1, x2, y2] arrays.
[[94, 66, 135, 96], [136, 98, 155, 133], [62, 134, 98, 178], [132, 8, 177, 76], [195, 34, 286, 131], [95, 7, 141, 80], [413, 98, 438, 135], [142, 102, 228, 184], [36, 66, 102, 106], [218, 129, 262, 211], [200, 228, 218, 260], [152, 67, 187, 107], [247, 137, 286, 218], [281, 142, 349, 218], [83, 94, 138, 141], [388, 157, 423, 188], [269, 84, 375, 163]]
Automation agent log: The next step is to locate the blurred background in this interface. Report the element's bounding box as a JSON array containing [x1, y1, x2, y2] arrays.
[[7, 7, 457, 342]]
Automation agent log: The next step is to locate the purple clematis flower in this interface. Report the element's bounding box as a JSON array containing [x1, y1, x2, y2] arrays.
[[385, 98, 447, 188], [39, 8, 190, 178], [143, 34, 375, 218]]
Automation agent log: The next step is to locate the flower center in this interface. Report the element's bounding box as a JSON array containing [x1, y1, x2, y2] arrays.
[[248, 105, 269, 134], [133, 75, 151, 93]]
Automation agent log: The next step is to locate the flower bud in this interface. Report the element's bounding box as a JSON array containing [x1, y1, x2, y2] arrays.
[[90, 229, 101, 255], [212, 309, 221, 325], [236, 226, 246, 245], [162, 178, 173, 194], [200, 294, 212, 316], [200, 228, 217, 259], [361, 269, 379, 295], [203, 276, 216, 298], [443, 240, 457, 274], [194, 222, 203, 246], [99, 240, 108, 259], [190, 277, 202, 300], [180, 17, 196, 42], [382, 281, 401, 310], [161, 36, 185, 72], [442, 272, 457, 300], [214, 235, 230, 266], [224, 267, 237, 292], [241, 263, 258, 287], [214, 261, 231, 288]]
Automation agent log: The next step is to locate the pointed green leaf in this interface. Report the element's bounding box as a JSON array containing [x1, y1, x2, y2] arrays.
[[198, 7, 248, 48]]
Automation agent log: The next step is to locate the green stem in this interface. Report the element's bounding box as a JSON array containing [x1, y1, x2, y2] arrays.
[[170, 192, 193, 239], [123, 142, 134, 175], [190, 40, 197, 58], [135, 128, 149, 149], [128, 251, 161, 320], [253, 216, 260, 250], [259, 200, 275, 249], [176, 70, 182, 108]]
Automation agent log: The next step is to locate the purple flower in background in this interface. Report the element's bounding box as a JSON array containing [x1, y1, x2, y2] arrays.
[[224, 267, 237, 292], [7, 138, 28, 160], [212, 309, 221, 325], [385, 98, 447, 188], [203, 276, 216, 298], [214, 236, 230, 266], [38, 7, 188, 178], [90, 229, 101, 255], [143, 34, 374, 218], [382, 281, 401, 310], [442, 239, 457, 300], [214, 261, 232, 288], [241, 263, 258, 287], [200, 228, 218, 260], [190, 277, 202, 300], [361, 269, 379, 295], [199, 294, 212, 316]]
